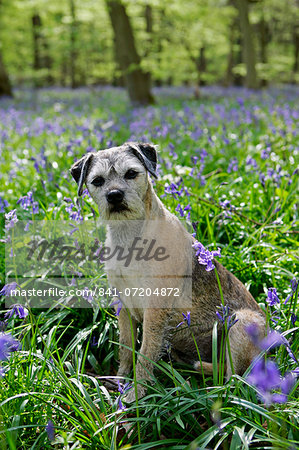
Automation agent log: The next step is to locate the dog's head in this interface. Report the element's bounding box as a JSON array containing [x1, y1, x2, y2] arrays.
[[70, 142, 158, 220]]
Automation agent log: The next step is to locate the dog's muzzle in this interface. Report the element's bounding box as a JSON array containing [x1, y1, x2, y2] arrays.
[[106, 189, 125, 206]]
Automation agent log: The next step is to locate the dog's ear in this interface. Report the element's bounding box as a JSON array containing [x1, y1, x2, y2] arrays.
[[70, 153, 94, 196], [128, 142, 158, 178]]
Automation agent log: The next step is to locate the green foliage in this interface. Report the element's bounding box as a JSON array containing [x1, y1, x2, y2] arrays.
[[0, 0, 298, 87]]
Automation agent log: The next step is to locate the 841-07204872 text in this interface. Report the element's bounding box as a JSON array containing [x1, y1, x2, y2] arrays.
[[103, 287, 181, 297]]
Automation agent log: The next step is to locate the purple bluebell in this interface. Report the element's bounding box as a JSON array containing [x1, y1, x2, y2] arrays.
[[69, 223, 79, 235], [17, 191, 39, 215], [0, 197, 9, 213], [245, 156, 258, 169], [46, 420, 55, 441], [261, 147, 271, 160], [227, 157, 238, 173], [175, 204, 184, 218], [0, 332, 21, 361], [109, 295, 123, 317], [247, 325, 298, 364], [24, 221, 31, 232], [284, 277, 298, 304], [177, 311, 191, 328], [117, 380, 132, 411], [4, 304, 28, 320], [260, 330, 286, 351], [266, 287, 280, 306], [91, 336, 98, 347], [216, 305, 238, 330], [219, 199, 233, 218], [164, 182, 182, 199], [0, 282, 19, 297], [247, 358, 296, 406], [82, 189, 90, 198], [192, 240, 221, 271], [245, 322, 260, 346], [65, 203, 83, 222], [5, 210, 18, 230]]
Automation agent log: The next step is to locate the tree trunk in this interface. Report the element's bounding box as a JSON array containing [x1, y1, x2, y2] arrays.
[[0, 51, 12, 97], [194, 47, 206, 98], [234, 0, 258, 89], [259, 13, 269, 87], [293, 24, 299, 74], [32, 13, 53, 86], [225, 14, 243, 87], [32, 14, 42, 71], [106, 0, 154, 105], [225, 26, 235, 86], [70, 0, 79, 88]]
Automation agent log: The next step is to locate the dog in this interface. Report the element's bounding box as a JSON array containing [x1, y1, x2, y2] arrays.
[[71, 142, 266, 402]]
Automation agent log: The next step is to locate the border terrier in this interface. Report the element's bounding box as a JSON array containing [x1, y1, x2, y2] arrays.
[[71, 142, 265, 401]]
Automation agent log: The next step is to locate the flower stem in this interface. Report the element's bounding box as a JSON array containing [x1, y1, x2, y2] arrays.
[[214, 267, 235, 377], [127, 308, 141, 444]]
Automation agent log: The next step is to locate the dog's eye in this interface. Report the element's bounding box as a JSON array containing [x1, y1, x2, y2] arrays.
[[125, 169, 138, 180], [91, 176, 105, 187]]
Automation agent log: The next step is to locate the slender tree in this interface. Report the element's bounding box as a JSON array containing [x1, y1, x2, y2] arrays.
[[234, 0, 258, 89], [0, 51, 12, 97], [258, 12, 270, 87], [32, 14, 42, 71], [70, 0, 78, 88], [293, 23, 299, 74], [106, 0, 154, 105]]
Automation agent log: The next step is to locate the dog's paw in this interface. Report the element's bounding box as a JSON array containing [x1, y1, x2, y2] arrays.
[[124, 384, 146, 403]]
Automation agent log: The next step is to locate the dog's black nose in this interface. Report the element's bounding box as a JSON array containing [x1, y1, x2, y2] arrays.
[[106, 189, 125, 205]]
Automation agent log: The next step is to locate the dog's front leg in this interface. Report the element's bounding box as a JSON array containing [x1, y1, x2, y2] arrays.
[[125, 308, 169, 402], [117, 308, 137, 377]]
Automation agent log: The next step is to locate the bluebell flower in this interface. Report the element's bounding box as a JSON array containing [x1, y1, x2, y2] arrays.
[[46, 420, 55, 441], [82, 189, 90, 198], [246, 324, 298, 364], [261, 147, 271, 160], [192, 240, 221, 271], [91, 336, 98, 347], [177, 311, 191, 328], [216, 305, 238, 330], [245, 156, 258, 169], [284, 277, 298, 305], [0, 282, 20, 297], [0, 197, 9, 213], [5, 209, 18, 230], [4, 304, 28, 320], [266, 287, 280, 306], [219, 199, 233, 218], [17, 191, 39, 215], [175, 204, 184, 218], [65, 203, 83, 222], [227, 157, 238, 173], [116, 380, 132, 411], [0, 332, 21, 361], [247, 358, 296, 406], [109, 295, 123, 317]]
